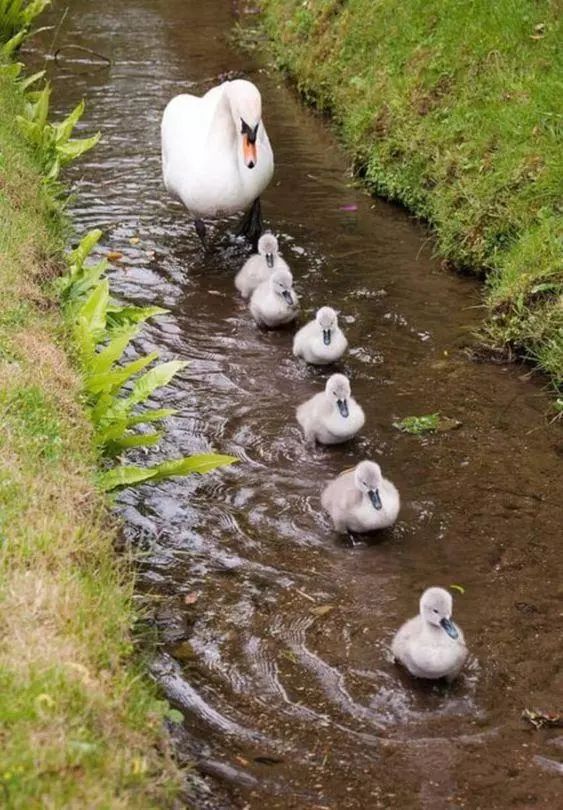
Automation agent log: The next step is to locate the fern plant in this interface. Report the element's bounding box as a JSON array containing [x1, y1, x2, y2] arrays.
[[63, 231, 236, 490], [0, 0, 51, 54], [17, 84, 100, 179]]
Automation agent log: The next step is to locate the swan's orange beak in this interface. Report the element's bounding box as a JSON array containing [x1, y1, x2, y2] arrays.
[[243, 134, 257, 169]]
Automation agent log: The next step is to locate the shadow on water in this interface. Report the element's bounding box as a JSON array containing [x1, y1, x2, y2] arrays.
[[29, 0, 563, 806]]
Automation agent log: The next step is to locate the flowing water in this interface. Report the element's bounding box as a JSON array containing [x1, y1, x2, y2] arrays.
[[31, 1, 563, 806]]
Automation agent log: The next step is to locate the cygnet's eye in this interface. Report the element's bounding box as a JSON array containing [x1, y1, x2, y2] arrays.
[[433, 608, 439, 613]]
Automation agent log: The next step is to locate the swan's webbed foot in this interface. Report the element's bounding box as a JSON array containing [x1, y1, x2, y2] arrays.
[[194, 218, 207, 245], [236, 198, 263, 249]]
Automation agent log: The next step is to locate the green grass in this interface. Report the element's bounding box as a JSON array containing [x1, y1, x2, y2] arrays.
[[0, 66, 181, 808], [260, 0, 563, 391]]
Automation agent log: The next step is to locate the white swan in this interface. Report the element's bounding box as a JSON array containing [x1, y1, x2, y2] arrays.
[[293, 306, 348, 365], [161, 79, 274, 244], [392, 587, 468, 682], [321, 460, 400, 534], [235, 233, 289, 298], [297, 374, 364, 445], [249, 268, 299, 328]]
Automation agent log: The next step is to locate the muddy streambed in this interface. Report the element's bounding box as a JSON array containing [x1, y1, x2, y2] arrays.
[[32, 1, 563, 806]]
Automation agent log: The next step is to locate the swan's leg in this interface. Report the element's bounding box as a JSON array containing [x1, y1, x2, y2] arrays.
[[345, 531, 363, 547], [194, 219, 207, 245], [236, 198, 263, 248]]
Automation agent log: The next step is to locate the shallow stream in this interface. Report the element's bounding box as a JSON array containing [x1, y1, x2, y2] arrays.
[[32, 1, 563, 806]]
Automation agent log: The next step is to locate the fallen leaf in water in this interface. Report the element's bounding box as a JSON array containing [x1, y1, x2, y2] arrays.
[[234, 755, 249, 767], [450, 584, 465, 594], [171, 641, 196, 661], [435, 416, 463, 432], [394, 413, 440, 434], [129, 236, 140, 245], [310, 604, 335, 617], [394, 412, 462, 435], [106, 250, 123, 261], [522, 708, 563, 729], [184, 592, 199, 605], [339, 204, 358, 212], [254, 755, 284, 765]]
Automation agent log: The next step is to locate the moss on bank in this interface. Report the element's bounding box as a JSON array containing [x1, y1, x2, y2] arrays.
[[0, 68, 180, 808], [260, 0, 562, 390]]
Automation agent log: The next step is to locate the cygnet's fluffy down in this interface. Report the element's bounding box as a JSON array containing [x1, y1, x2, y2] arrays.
[[293, 306, 348, 365], [321, 460, 399, 533], [296, 374, 364, 445], [235, 233, 289, 298], [249, 268, 299, 328], [392, 587, 468, 682]]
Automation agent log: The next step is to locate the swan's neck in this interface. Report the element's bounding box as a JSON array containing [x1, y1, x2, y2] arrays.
[[209, 88, 240, 162]]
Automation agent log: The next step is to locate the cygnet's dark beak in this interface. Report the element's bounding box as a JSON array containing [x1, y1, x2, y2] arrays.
[[282, 289, 293, 305], [337, 398, 349, 418], [323, 328, 331, 346], [368, 488, 382, 510], [265, 253, 274, 268], [440, 617, 459, 639]]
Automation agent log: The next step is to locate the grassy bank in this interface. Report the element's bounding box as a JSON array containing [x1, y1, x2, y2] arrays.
[[260, 0, 562, 391], [0, 65, 181, 809]]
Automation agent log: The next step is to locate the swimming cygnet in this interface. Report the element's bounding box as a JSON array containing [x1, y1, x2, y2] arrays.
[[297, 374, 364, 445], [235, 233, 289, 298], [391, 587, 468, 682], [249, 267, 299, 328], [321, 460, 400, 533], [292, 306, 348, 365]]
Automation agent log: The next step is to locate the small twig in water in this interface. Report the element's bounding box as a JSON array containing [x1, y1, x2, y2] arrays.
[[54, 44, 111, 71], [295, 587, 316, 603]]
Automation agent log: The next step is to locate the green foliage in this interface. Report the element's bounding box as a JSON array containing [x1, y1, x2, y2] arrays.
[[0, 0, 50, 51], [393, 413, 440, 434], [261, 0, 563, 390], [98, 454, 237, 491], [16, 85, 100, 180], [0, 52, 183, 805], [64, 230, 237, 486]]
